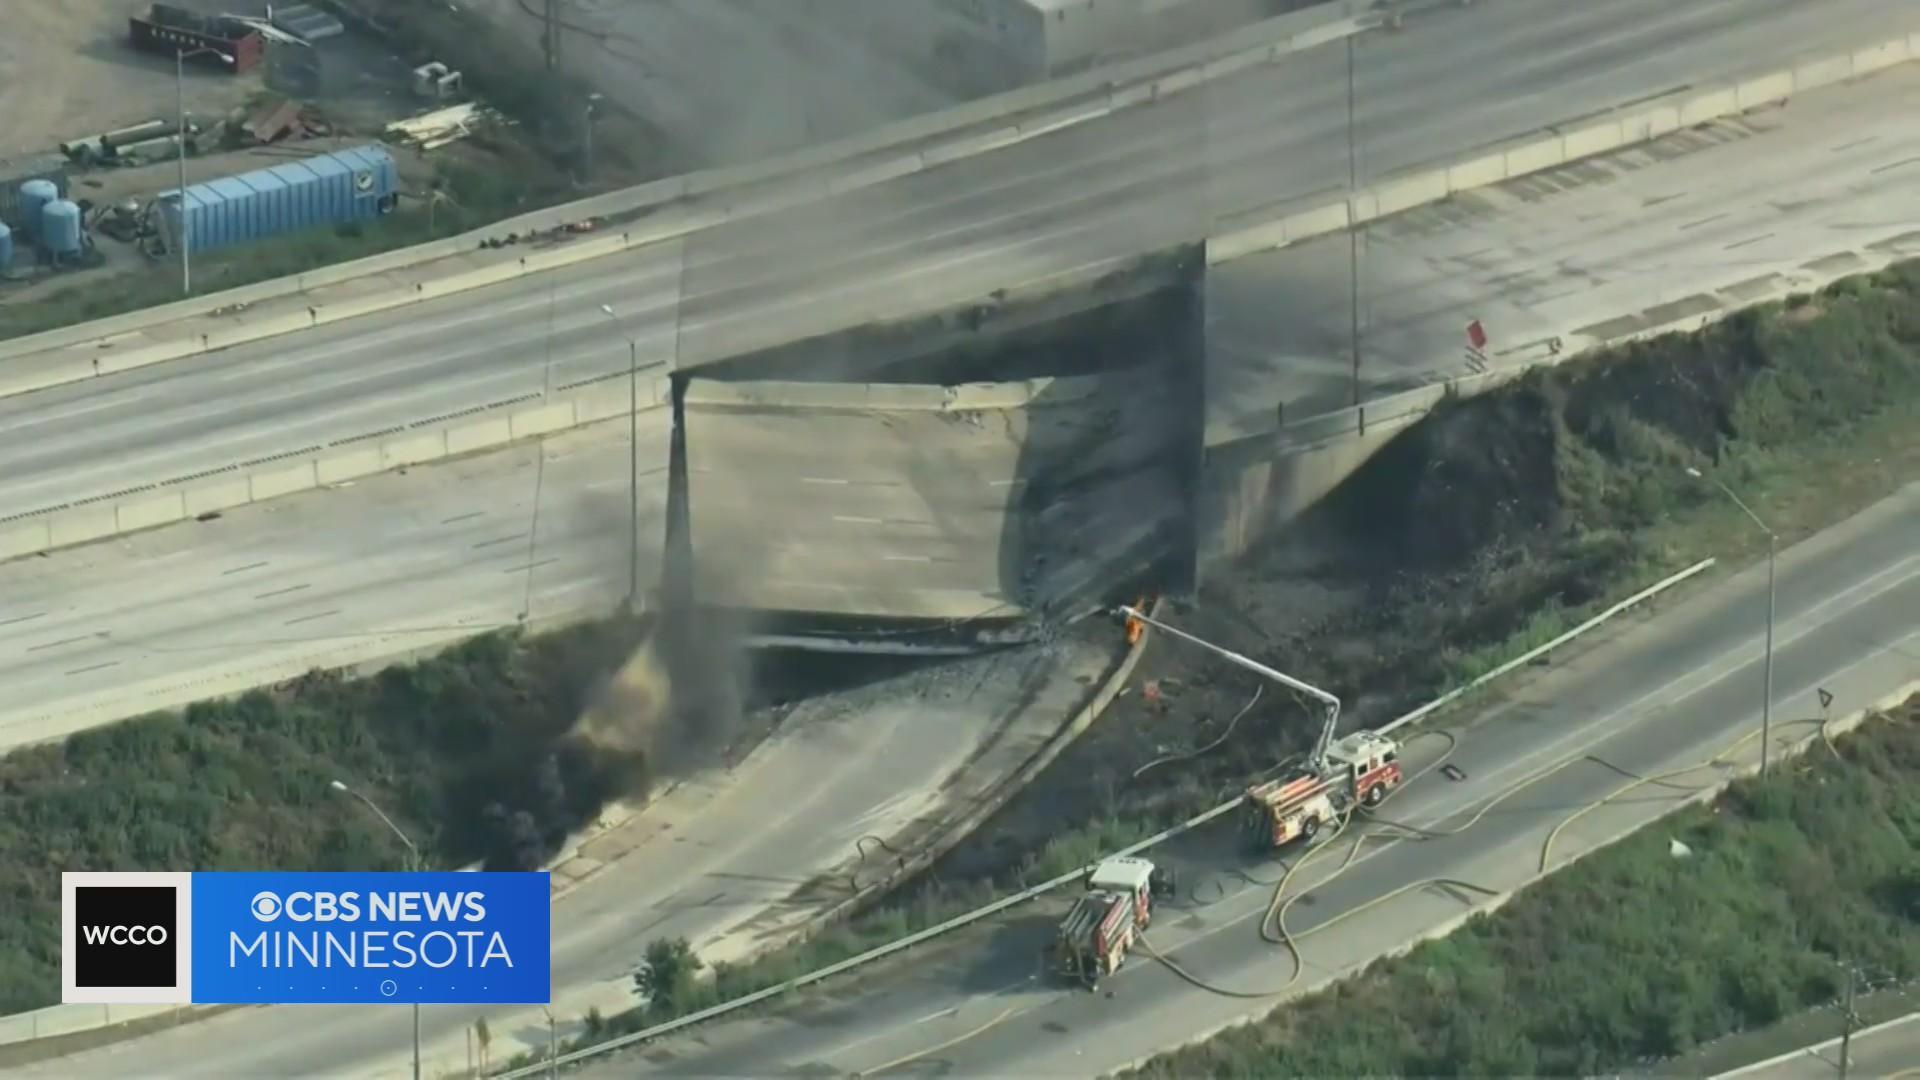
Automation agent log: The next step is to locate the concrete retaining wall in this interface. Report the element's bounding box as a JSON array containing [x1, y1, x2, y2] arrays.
[[1208, 31, 1919, 265], [0, 375, 671, 564]]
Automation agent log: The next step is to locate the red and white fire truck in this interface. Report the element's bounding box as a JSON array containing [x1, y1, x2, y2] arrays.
[[1115, 605, 1406, 853], [1050, 855, 1175, 989], [1242, 730, 1403, 849]]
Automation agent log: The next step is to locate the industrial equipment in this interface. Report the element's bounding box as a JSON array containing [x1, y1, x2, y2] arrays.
[[154, 143, 397, 256]]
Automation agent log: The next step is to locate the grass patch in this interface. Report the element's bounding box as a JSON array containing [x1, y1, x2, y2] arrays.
[[0, 617, 649, 1014], [514, 258, 1920, 1067], [1125, 693, 1920, 1077]]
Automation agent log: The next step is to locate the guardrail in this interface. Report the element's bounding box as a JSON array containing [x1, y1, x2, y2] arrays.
[[0, 372, 671, 562], [496, 557, 1716, 1077], [0, 3, 1374, 379], [1206, 29, 1920, 265]]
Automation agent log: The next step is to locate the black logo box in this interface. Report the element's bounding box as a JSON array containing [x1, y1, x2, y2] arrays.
[[74, 885, 177, 988]]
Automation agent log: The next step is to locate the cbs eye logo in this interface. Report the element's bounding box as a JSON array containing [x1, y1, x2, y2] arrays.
[[251, 891, 282, 921]]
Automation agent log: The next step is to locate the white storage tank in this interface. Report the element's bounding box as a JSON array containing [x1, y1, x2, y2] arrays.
[[40, 199, 82, 259], [17, 178, 58, 240]]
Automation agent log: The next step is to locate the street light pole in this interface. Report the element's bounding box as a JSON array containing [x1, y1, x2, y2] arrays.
[[582, 93, 602, 183], [176, 48, 190, 297], [600, 305, 641, 616], [330, 779, 422, 1080], [173, 46, 234, 297], [1346, 32, 1362, 410], [1686, 467, 1776, 775]]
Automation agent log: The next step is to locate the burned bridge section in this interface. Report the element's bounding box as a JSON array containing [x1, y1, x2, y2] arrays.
[[679, 366, 1196, 641]]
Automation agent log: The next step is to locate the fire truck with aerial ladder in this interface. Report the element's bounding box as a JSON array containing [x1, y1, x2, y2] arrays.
[[1115, 605, 1406, 852]]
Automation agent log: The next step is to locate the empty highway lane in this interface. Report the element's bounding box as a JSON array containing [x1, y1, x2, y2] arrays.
[[2, 0, 1911, 523]]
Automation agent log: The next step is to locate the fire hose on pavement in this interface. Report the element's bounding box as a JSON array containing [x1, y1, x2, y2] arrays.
[[1140, 703, 1850, 1003]]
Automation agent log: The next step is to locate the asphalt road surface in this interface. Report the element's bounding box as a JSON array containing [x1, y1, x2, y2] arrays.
[[0, 415, 670, 752], [572, 480, 1920, 1077], [1716, 1012, 1920, 1080], [1205, 60, 1920, 435], [3, 0, 1912, 522]]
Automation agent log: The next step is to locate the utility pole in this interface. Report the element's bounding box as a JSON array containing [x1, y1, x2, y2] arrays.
[[1346, 32, 1362, 410], [1838, 965, 1858, 1080], [599, 306, 642, 616]]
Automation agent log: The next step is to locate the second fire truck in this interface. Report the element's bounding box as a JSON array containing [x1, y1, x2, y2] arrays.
[[1116, 605, 1406, 852]]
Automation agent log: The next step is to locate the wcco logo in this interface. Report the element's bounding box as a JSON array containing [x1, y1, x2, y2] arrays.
[[62, 872, 193, 1004]]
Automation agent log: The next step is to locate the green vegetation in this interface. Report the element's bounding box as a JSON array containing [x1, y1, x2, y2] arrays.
[[1128, 694, 1920, 1077], [0, 619, 647, 1014], [511, 258, 1920, 1069]]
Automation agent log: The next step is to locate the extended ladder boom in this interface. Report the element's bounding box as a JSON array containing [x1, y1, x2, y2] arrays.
[[1117, 605, 1343, 768]]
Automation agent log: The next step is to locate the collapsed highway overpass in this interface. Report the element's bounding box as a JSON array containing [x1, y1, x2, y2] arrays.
[[671, 249, 1205, 648]]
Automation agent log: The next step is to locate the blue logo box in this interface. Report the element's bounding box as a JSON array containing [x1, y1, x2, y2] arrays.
[[189, 872, 551, 1005]]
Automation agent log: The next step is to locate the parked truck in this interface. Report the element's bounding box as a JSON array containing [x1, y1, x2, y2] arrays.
[[1114, 605, 1407, 853], [129, 4, 264, 73], [1050, 855, 1175, 990]]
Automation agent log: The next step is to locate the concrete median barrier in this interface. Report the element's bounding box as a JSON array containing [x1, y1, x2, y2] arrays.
[[249, 462, 318, 502], [1444, 151, 1508, 192], [1679, 86, 1739, 126], [1853, 37, 1911, 74], [1370, 169, 1450, 218], [446, 415, 515, 455], [316, 447, 384, 486], [0, 521, 51, 561], [116, 493, 186, 533], [509, 401, 578, 440], [1561, 119, 1625, 160], [0, 388, 672, 565], [1623, 102, 1682, 143], [1503, 131, 1567, 176], [380, 431, 448, 469], [829, 152, 927, 194], [50, 506, 120, 548], [183, 477, 249, 516], [1793, 53, 1856, 88], [1735, 71, 1795, 109]]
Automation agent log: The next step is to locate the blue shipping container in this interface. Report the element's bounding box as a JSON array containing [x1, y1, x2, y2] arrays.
[[157, 144, 397, 256]]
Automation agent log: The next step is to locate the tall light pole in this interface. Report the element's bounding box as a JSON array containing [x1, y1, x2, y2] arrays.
[[330, 779, 422, 1080], [1346, 31, 1362, 410], [582, 92, 602, 183], [1686, 466, 1776, 775], [173, 46, 235, 296], [599, 304, 641, 615]]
